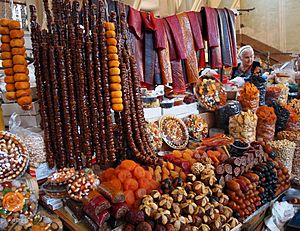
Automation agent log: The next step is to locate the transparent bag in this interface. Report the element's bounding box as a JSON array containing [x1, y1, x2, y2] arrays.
[[9, 113, 47, 167]]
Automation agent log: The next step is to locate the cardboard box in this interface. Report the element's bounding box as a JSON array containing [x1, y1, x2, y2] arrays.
[[4, 114, 41, 127], [2, 100, 39, 116]]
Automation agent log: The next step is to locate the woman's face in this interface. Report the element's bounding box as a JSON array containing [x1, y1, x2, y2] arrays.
[[241, 50, 254, 67]]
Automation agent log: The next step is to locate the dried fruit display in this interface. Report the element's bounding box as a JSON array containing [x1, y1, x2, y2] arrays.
[[229, 110, 258, 143], [194, 76, 227, 111], [0, 19, 32, 109], [47, 168, 75, 186], [159, 116, 189, 149], [0, 179, 38, 230], [100, 160, 159, 207], [268, 139, 296, 175], [289, 99, 300, 116], [104, 21, 123, 112], [139, 162, 239, 230], [67, 169, 100, 201], [265, 85, 282, 106], [152, 161, 187, 183], [145, 122, 163, 152], [282, 103, 300, 131], [0, 131, 29, 182], [238, 82, 259, 112], [256, 106, 277, 141], [184, 114, 208, 141]]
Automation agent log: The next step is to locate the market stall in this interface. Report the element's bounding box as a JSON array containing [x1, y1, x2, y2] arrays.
[[0, 0, 299, 230]]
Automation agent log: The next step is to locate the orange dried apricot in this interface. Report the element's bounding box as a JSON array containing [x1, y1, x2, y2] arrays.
[[123, 178, 139, 191], [144, 171, 153, 180], [172, 150, 182, 158], [118, 169, 132, 183], [110, 178, 122, 191], [100, 168, 115, 181], [138, 178, 150, 190], [124, 190, 135, 206], [119, 160, 137, 171], [133, 166, 146, 179], [135, 188, 147, 199]]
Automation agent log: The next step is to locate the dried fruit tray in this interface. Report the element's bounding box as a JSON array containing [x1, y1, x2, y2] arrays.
[[159, 116, 189, 150]]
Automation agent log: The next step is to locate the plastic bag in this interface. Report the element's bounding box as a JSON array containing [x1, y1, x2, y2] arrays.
[[272, 103, 290, 132], [9, 113, 47, 167], [266, 85, 281, 106], [256, 121, 275, 142], [264, 201, 295, 231], [215, 101, 242, 133]]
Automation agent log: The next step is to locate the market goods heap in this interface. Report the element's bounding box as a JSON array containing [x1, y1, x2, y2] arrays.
[[29, 0, 158, 169]]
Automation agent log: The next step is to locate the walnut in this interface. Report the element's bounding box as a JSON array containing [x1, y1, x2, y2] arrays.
[[195, 195, 209, 207], [150, 190, 162, 201], [181, 199, 197, 215], [170, 213, 187, 230], [154, 208, 171, 225], [159, 194, 174, 210], [191, 163, 205, 176], [171, 187, 187, 203]]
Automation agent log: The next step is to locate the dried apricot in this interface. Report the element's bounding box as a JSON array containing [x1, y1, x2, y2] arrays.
[[172, 150, 182, 158], [100, 168, 115, 181], [138, 178, 150, 190], [110, 178, 122, 191], [123, 178, 139, 191], [162, 167, 170, 176], [118, 169, 132, 183], [135, 188, 147, 199], [144, 171, 153, 180], [133, 166, 146, 179], [124, 190, 135, 206], [119, 160, 137, 171], [149, 179, 160, 190]]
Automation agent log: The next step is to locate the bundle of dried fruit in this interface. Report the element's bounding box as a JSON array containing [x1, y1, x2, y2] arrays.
[[282, 103, 299, 122], [256, 106, 277, 124], [238, 82, 259, 112]]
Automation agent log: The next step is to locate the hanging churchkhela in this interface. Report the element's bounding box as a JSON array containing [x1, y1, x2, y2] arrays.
[[29, 0, 157, 169]]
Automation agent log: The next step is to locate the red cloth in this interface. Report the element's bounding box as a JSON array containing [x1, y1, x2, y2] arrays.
[[128, 7, 143, 39], [186, 11, 204, 51], [140, 11, 156, 31], [165, 15, 187, 60], [226, 8, 238, 67], [154, 18, 167, 49], [162, 19, 177, 61]]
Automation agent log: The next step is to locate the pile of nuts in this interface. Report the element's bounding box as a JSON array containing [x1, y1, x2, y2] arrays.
[[0, 131, 29, 182], [139, 162, 240, 231], [67, 169, 100, 201], [229, 110, 258, 143], [289, 99, 300, 116], [48, 167, 76, 185], [268, 139, 296, 175]]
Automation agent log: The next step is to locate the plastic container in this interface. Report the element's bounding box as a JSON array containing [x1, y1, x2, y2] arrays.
[[160, 100, 174, 108]]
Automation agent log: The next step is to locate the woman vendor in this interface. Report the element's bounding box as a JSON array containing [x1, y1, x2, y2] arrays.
[[231, 45, 262, 79]]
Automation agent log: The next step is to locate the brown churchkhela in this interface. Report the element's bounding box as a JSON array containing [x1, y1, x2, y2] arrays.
[[29, 0, 157, 169]]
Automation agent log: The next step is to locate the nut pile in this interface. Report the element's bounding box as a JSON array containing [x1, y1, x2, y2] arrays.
[[48, 167, 75, 185], [229, 110, 258, 143], [139, 163, 239, 231], [289, 99, 300, 116], [21, 132, 46, 167], [67, 169, 100, 201], [268, 139, 296, 175], [0, 131, 29, 182]]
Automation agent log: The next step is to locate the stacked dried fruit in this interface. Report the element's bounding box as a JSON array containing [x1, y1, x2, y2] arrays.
[[229, 110, 258, 143], [226, 172, 261, 220], [104, 21, 123, 112], [282, 103, 300, 131], [100, 160, 159, 207], [152, 161, 187, 183], [238, 82, 259, 112], [289, 99, 300, 116], [138, 163, 239, 230], [67, 169, 100, 201], [216, 142, 267, 186], [0, 18, 32, 109], [256, 106, 277, 141]]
